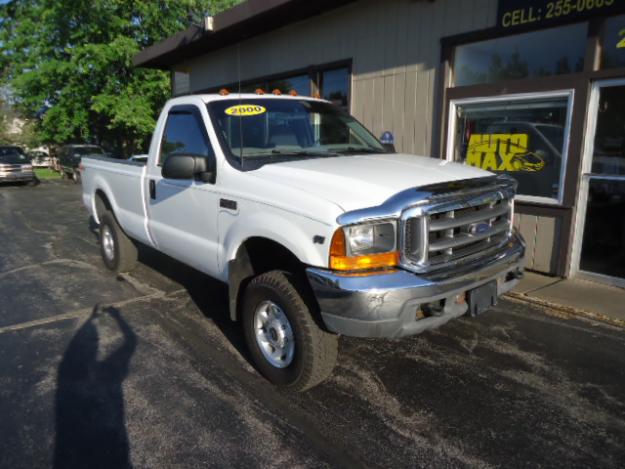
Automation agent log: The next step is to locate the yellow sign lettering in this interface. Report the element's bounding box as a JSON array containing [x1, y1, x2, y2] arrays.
[[465, 133, 541, 173]]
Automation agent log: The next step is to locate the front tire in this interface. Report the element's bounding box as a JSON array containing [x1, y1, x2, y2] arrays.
[[99, 211, 138, 273], [242, 270, 338, 391]]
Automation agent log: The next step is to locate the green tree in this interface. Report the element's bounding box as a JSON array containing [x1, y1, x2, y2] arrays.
[[0, 0, 240, 156]]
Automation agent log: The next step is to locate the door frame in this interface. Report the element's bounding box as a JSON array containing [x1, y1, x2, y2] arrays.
[[570, 78, 625, 288]]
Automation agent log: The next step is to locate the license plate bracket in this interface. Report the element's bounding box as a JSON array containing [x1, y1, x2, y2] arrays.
[[467, 281, 498, 317]]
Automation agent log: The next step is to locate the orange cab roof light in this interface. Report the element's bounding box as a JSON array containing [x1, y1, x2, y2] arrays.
[[272, 89, 282, 95], [255, 88, 265, 95], [219, 88, 230, 96], [288, 90, 298, 96]]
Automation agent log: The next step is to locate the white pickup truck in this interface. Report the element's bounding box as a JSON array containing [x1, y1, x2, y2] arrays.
[[82, 93, 525, 390]]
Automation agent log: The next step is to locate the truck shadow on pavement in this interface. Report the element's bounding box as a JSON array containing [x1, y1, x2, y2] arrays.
[[54, 305, 136, 469], [135, 245, 251, 361]]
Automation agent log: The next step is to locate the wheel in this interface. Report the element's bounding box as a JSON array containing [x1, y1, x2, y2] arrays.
[[99, 211, 138, 273], [72, 170, 81, 183], [241, 270, 338, 391]]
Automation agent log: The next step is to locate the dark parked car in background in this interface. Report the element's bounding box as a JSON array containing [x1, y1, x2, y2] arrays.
[[57, 144, 106, 182], [0, 145, 37, 185]]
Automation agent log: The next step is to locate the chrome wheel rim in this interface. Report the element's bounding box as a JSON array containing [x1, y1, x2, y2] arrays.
[[253, 300, 295, 368], [102, 225, 115, 262]]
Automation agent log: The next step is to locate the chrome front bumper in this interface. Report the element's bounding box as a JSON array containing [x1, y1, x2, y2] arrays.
[[307, 232, 525, 339]]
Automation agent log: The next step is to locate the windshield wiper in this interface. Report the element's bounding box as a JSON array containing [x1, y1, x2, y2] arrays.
[[270, 149, 340, 157], [335, 147, 382, 155]]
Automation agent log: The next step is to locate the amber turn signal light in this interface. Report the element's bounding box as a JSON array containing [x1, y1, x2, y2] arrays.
[[329, 228, 399, 272]]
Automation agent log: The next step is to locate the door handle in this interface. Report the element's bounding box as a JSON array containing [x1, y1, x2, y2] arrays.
[[149, 180, 156, 199]]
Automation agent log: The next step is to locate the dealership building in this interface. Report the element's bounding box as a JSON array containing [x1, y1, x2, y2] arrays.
[[135, 0, 625, 287]]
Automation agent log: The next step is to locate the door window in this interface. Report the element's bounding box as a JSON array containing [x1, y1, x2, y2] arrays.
[[160, 110, 213, 164], [579, 83, 625, 281]]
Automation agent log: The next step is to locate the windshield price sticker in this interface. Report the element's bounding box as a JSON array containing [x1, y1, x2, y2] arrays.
[[225, 104, 266, 117], [497, 0, 622, 30]]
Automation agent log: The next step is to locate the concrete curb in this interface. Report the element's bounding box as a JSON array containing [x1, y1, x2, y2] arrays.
[[505, 292, 625, 329]]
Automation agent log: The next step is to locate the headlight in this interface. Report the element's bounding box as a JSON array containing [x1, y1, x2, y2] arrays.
[[330, 220, 399, 272]]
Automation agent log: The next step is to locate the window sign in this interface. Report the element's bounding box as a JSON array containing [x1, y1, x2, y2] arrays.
[[448, 93, 573, 203], [454, 23, 586, 86], [497, 0, 624, 31], [600, 14, 625, 69]]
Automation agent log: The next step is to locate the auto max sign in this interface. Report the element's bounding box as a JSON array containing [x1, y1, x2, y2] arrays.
[[465, 134, 545, 172], [497, 0, 625, 31]]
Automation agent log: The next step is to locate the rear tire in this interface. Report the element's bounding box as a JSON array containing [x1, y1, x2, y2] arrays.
[[241, 270, 338, 391], [99, 211, 138, 273]]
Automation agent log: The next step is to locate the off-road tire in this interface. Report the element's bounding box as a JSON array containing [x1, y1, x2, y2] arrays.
[[242, 270, 338, 391], [99, 211, 138, 273]]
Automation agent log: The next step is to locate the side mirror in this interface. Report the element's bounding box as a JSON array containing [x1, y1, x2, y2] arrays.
[[161, 154, 215, 183], [380, 131, 396, 153]]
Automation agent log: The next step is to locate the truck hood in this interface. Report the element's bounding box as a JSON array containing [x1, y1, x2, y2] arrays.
[[253, 153, 491, 213]]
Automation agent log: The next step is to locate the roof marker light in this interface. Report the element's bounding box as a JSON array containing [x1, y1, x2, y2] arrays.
[[272, 89, 282, 95], [255, 89, 265, 95], [288, 90, 298, 96], [219, 88, 230, 96]]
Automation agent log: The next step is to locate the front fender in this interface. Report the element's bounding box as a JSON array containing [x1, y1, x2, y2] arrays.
[[219, 209, 334, 277]]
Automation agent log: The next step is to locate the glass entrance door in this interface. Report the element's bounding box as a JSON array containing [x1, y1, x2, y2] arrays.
[[577, 80, 625, 284]]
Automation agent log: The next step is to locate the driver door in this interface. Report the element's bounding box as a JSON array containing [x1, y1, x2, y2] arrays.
[[145, 105, 221, 277]]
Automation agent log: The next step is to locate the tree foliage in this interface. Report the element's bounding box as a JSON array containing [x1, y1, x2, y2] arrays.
[[0, 0, 240, 155]]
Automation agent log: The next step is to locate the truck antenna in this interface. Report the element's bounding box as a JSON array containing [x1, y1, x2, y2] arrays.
[[237, 43, 244, 170]]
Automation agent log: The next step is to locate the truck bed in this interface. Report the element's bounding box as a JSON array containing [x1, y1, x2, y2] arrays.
[[81, 155, 152, 246]]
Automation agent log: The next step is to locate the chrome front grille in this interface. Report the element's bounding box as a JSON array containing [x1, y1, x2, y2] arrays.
[[0, 164, 24, 174], [402, 188, 513, 273]]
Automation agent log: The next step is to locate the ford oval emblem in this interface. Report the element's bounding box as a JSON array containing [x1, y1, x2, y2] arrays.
[[470, 222, 490, 235]]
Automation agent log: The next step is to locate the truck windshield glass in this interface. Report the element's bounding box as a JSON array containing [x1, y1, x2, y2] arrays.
[[207, 99, 385, 165]]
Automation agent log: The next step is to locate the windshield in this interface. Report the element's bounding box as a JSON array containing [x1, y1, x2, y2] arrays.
[[73, 146, 104, 156], [0, 152, 29, 164], [0, 146, 25, 156], [207, 98, 385, 166]]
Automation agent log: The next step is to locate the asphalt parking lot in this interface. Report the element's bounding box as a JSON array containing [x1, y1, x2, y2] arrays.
[[1, 181, 625, 468]]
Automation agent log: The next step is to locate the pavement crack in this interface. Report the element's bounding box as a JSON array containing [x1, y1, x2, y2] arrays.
[[0, 291, 168, 335], [0, 258, 100, 279]]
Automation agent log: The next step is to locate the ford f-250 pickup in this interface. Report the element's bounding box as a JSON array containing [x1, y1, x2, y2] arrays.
[[81, 93, 525, 391]]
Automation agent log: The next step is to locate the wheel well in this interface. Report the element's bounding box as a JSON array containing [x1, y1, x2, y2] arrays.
[[94, 190, 112, 223], [228, 237, 314, 322], [243, 237, 304, 276]]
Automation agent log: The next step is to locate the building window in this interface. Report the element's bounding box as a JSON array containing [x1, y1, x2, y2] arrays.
[[268, 74, 311, 96], [211, 62, 352, 111], [320, 67, 350, 109], [453, 23, 587, 86], [447, 92, 573, 203], [600, 14, 625, 69]]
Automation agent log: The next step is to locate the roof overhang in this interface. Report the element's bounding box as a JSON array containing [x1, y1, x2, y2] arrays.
[[133, 0, 357, 69]]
